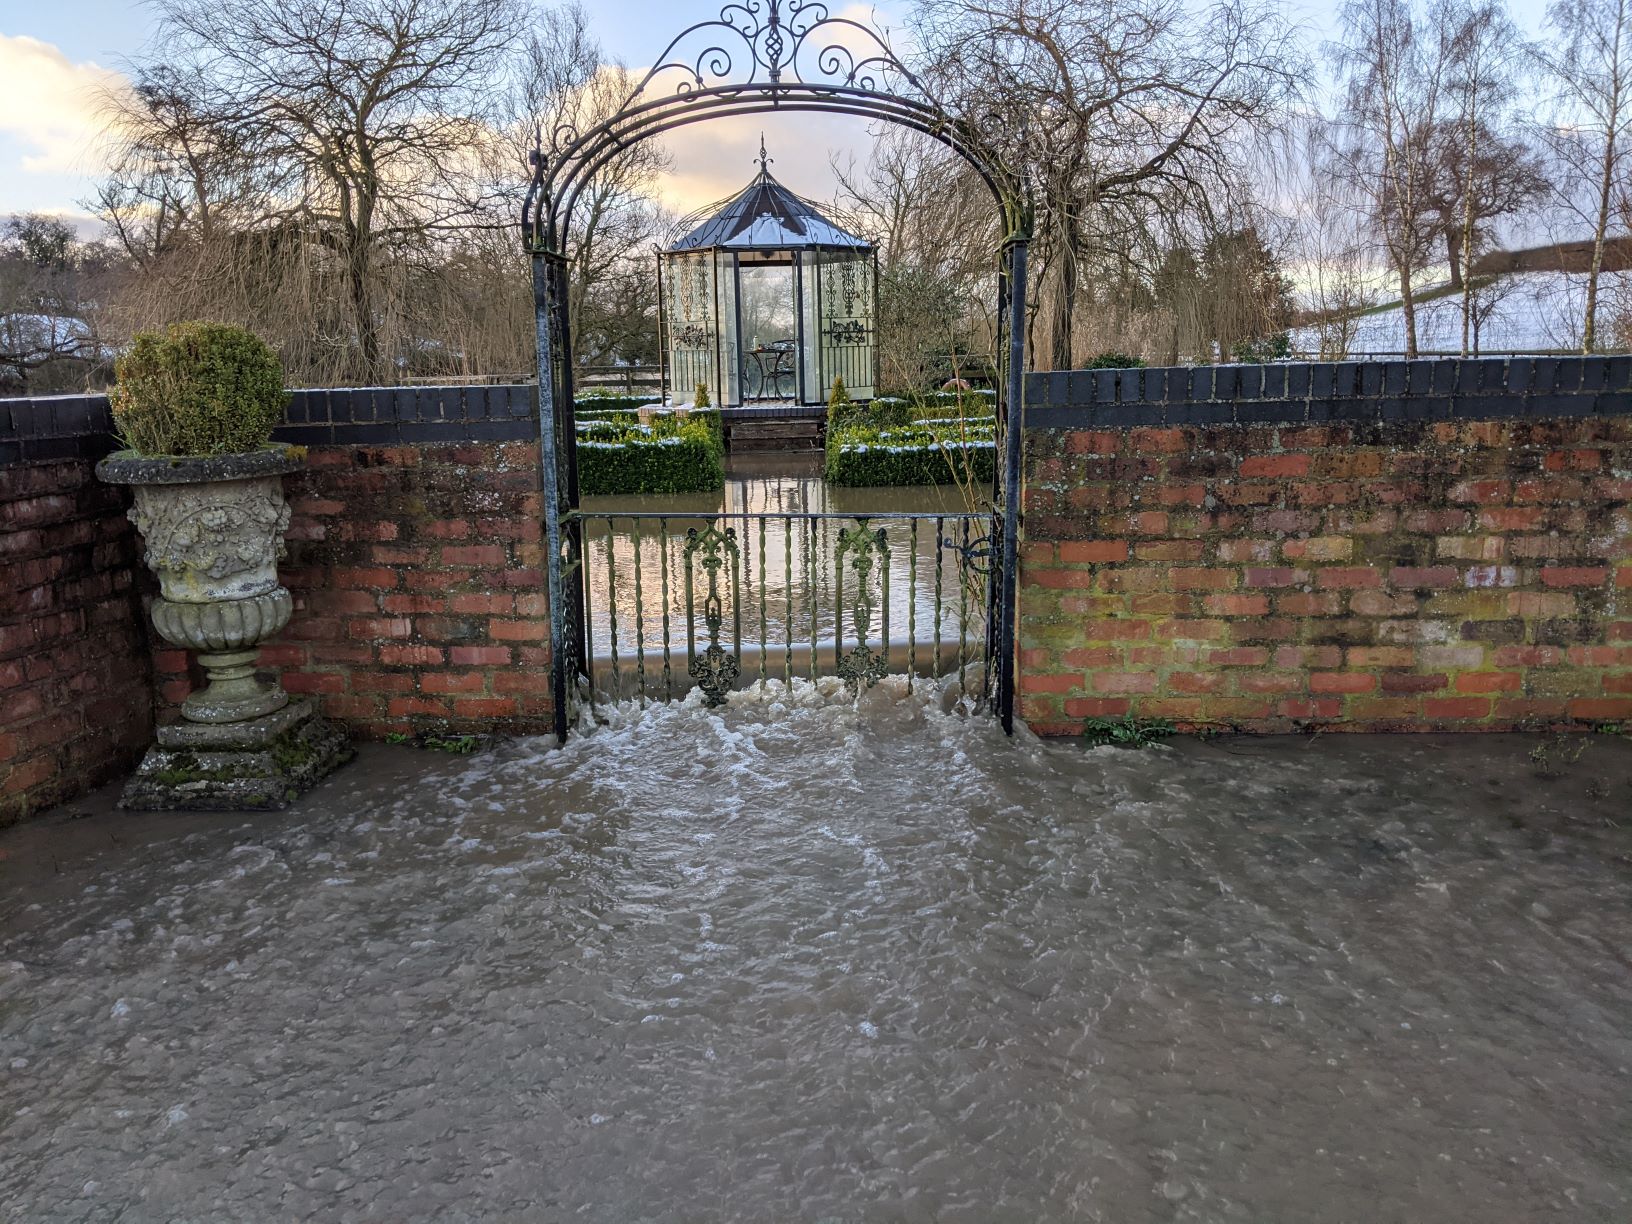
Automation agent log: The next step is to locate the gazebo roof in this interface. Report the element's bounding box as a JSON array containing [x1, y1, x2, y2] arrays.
[[668, 149, 871, 253]]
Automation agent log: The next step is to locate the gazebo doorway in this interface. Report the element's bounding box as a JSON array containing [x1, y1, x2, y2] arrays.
[[660, 141, 877, 407], [736, 257, 796, 400]]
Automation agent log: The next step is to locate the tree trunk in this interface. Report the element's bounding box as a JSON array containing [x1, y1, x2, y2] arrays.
[[1051, 241, 1077, 370], [347, 232, 379, 380], [1446, 228, 1464, 291], [1584, 129, 1617, 354], [1458, 96, 1479, 357], [1398, 262, 1419, 359], [346, 178, 381, 380]]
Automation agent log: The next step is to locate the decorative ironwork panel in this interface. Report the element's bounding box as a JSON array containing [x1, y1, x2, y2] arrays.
[[683, 522, 742, 707], [834, 523, 889, 695], [815, 251, 875, 399]]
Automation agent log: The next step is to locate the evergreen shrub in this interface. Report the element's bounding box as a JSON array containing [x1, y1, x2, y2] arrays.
[[110, 321, 287, 457]]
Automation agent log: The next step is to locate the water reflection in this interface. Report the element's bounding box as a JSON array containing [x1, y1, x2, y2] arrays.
[[577, 455, 990, 699]]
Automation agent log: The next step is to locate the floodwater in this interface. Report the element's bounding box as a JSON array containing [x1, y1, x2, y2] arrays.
[[3, 682, 1632, 1221], [579, 456, 989, 699]]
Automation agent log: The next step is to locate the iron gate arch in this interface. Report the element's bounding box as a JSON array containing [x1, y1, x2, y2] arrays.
[[522, 0, 1034, 739]]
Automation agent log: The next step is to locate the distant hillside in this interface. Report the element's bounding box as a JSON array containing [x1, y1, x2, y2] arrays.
[[1470, 236, 1632, 277], [1291, 266, 1629, 357]]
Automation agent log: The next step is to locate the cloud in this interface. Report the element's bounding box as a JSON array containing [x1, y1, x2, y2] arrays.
[[0, 35, 128, 178], [652, 111, 880, 216]]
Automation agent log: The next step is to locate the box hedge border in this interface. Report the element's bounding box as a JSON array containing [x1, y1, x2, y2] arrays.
[[574, 403, 724, 495], [825, 429, 996, 487]]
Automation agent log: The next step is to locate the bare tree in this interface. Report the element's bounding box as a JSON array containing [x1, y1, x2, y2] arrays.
[[1533, 0, 1632, 351], [1332, 0, 1458, 359], [912, 0, 1305, 369], [1429, 0, 1545, 353], [1281, 124, 1384, 359], [89, 0, 669, 385], [505, 4, 669, 369], [832, 130, 996, 390], [1465, 261, 1519, 351], [131, 0, 527, 379], [94, 65, 273, 267]]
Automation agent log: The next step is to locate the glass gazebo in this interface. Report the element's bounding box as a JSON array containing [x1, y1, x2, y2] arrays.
[[660, 144, 877, 407]]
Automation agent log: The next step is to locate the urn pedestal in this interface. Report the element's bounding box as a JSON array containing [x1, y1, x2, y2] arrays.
[[97, 446, 351, 811]]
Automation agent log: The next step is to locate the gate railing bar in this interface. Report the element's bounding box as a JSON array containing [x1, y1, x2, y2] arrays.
[[631, 517, 647, 703], [659, 518, 674, 700], [908, 518, 918, 683], [758, 516, 768, 689], [958, 516, 970, 702], [783, 514, 794, 687]]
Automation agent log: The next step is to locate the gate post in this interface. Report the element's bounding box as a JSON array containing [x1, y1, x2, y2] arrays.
[[995, 236, 1028, 734], [533, 247, 575, 742]]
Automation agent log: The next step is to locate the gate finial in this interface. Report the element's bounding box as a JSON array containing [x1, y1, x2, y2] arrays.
[[756, 133, 773, 173]]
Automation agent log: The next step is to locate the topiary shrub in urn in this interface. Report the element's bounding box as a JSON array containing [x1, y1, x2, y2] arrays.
[[97, 321, 350, 810]]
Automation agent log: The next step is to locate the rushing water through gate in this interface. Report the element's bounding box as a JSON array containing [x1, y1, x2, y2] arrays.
[[576, 456, 991, 704], [3, 680, 1631, 1221]]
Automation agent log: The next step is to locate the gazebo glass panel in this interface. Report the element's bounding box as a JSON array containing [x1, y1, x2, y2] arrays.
[[799, 252, 820, 402], [666, 251, 716, 401]]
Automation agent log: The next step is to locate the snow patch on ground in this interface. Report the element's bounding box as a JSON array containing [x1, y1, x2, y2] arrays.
[[1294, 270, 1632, 355]]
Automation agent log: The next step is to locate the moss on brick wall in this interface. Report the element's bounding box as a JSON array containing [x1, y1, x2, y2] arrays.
[[1019, 418, 1632, 735], [150, 441, 556, 742]]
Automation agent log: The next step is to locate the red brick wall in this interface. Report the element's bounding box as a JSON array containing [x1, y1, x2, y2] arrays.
[[1, 460, 153, 825], [1020, 419, 1632, 734], [151, 442, 554, 738]]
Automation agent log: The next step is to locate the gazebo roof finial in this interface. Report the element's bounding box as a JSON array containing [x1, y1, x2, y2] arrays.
[[756, 133, 773, 175]]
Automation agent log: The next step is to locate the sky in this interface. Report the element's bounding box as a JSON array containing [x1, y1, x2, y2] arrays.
[[0, 0, 1558, 236]]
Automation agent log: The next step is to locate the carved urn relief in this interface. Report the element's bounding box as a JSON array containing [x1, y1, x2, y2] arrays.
[[100, 447, 303, 724]]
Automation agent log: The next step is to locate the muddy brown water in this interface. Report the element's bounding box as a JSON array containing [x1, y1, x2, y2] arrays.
[[3, 682, 1632, 1222]]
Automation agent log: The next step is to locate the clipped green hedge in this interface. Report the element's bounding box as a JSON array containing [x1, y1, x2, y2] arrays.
[[576, 405, 724, 454], [825, 416, 997, 487], [826, 443, 996, 487], [575, 407, 724, 495], [575, 391, 663, 412], [827, 390, 999, 488], [578, 436, 724, 495]]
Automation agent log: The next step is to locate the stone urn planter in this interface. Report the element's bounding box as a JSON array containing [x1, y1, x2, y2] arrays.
[[100, 447, 302, 722], [96, 322, 349, 811]]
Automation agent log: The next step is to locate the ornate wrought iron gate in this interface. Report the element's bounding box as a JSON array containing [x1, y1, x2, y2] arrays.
[[524, 0, 1033, 741], [566, 511, 994, 711]]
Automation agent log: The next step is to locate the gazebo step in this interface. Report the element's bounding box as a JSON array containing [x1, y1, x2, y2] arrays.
[[724, 418, 826, 452]]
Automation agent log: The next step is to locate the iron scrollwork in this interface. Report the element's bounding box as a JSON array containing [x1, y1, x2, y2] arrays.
[[824, 318, 867, 345], [684, 523, 742, 707], [838, 257, 860, 315], [835, 523, 890, 695], [941, 528, 995, 580], [641, 0, 928, 98]]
